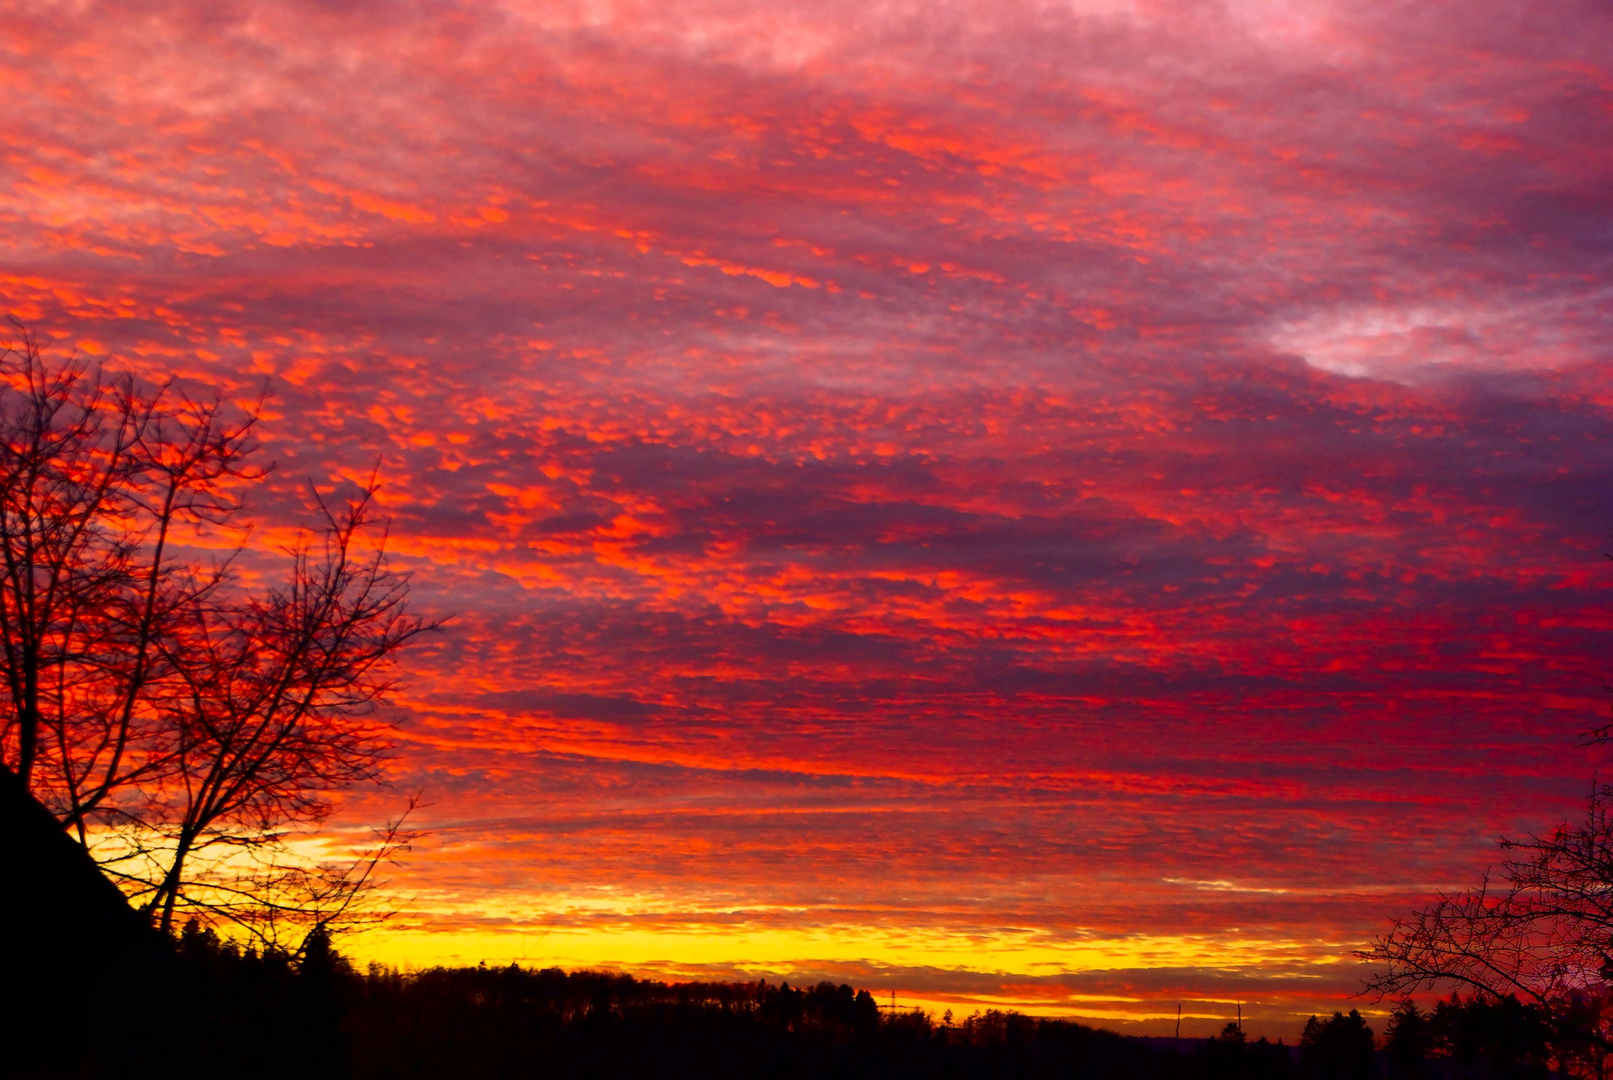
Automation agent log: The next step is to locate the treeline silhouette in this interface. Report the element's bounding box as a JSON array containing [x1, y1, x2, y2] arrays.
[[1377, 993, 1568, 1077], [23, 920, 1561, 1080], [108, 922, 1168, 1079]]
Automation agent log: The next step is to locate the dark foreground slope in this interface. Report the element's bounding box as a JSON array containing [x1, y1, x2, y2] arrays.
[[0, 763, 176, 1076]]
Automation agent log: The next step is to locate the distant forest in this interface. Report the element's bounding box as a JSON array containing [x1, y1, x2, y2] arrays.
[[18, 919, 1562, 1080]]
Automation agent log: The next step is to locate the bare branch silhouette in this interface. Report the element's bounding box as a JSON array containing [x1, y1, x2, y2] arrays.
[[0, 321, 437, 945]]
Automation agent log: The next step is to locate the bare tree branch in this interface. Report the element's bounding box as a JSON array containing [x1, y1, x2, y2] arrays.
[[0, 322, 438, 948], [1361, 781, 1613, 1073]]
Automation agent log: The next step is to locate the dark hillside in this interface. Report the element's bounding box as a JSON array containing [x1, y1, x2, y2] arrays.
[[1, 763, 173, 1076]]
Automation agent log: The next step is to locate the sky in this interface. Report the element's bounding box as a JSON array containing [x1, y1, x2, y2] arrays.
[[4, 0, 1613, 1038]]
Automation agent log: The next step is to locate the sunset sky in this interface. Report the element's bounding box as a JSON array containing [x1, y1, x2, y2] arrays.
[[5, 0, 1613, 1038]]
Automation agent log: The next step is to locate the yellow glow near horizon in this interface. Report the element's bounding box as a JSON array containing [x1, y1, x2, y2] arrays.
[[344, 898, 1369, 1034], [359, 922, 1349, 975]]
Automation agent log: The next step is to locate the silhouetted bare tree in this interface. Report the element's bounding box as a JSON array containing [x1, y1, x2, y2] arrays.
[[0, 319, 434, 946], [1362, 777, 1613, 1070], [0, 320, 259, 814], [1367, 794, 1613, 994], [130, 488, 431, 936]]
